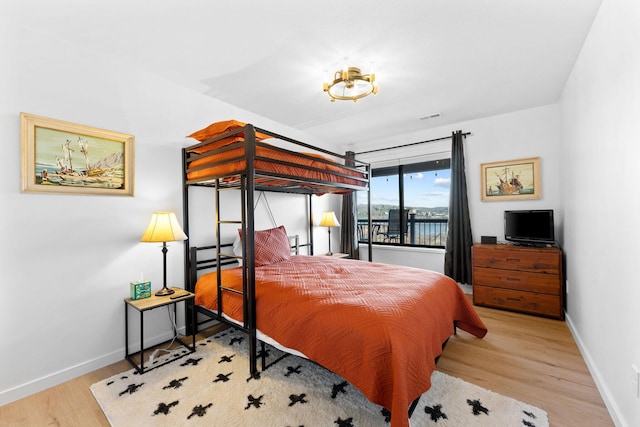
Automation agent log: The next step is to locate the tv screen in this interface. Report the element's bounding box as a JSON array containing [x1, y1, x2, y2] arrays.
[[504, 210, 555, 245]]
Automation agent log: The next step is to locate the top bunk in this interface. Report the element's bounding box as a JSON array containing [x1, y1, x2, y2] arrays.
[[182, 120, 370, 195]]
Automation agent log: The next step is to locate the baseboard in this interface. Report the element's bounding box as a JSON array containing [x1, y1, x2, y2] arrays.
[[0, 327, 187, 407], [458, 283, 472, 295], [565, 312, 625, 426], [0, 347, 123, 407]]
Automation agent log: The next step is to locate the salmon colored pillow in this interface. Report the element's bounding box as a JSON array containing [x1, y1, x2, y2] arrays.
[[186, 120, 271, 154], [238, 225, 291, 266]]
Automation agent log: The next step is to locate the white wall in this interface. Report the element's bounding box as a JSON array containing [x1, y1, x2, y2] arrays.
[[4, 3, 637, 425], [559, 0, 640, 425], [352, 105, 563, 273], [0, 18, 335, 405]]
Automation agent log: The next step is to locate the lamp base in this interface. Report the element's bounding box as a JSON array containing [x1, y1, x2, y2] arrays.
[[155, 287, 175, 296], [326, 251, 333, 256]]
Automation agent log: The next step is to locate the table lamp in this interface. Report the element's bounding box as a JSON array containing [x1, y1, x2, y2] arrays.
[[140, 212, 188, 296], [319, 211, 340, 256]]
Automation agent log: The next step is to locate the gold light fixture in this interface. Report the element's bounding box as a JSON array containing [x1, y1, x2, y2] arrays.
[[140, 212, 188, 296], [323, 67, 378, 102], [319, 211, 341, 255]]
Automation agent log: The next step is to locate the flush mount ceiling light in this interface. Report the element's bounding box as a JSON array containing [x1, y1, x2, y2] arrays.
[[323, 67, 378, 102]]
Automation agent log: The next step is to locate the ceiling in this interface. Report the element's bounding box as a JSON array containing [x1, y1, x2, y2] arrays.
[[7, 0, 602, 147]]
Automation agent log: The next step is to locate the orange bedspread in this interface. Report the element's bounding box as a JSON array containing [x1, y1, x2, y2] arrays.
[[195, 256, 487, 427], [186, 143, 366, 191]]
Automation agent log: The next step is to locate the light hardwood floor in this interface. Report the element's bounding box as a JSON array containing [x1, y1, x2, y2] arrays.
[[0, 299, 613, 426]]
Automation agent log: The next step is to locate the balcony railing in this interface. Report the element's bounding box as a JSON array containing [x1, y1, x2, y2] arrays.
[[357, 216, 448, 247]]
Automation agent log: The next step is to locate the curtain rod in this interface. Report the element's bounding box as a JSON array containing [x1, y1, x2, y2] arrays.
[[355, 131, 470, 155]]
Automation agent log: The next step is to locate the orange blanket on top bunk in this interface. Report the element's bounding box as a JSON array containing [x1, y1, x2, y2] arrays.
[[194, 256, 487, 427], [186, 142, 366, 190]]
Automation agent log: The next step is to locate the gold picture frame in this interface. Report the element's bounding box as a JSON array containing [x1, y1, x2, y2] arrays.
[[480, 157, 540, 201], [21, 113, 134, 196]]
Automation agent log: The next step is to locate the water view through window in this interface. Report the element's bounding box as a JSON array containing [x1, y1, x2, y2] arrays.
[[357, 160, 450, 247]]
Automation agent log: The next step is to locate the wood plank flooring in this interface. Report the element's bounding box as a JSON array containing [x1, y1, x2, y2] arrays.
[[437, 301, 613, 426], [0, 299, 613, 426]]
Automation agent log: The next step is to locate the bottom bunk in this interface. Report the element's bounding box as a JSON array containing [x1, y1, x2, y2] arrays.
[[186, 240, 487, 427]]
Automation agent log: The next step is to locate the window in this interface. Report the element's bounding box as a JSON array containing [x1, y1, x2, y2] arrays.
[[357, 159, 450, 248]]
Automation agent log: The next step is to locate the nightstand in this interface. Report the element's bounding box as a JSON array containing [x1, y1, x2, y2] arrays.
[[317, 253, 350, 258], [124, 287, 196, 374]]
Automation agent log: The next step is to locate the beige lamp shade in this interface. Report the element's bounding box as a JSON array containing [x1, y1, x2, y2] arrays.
[[140, 212, 188, 243], [319, 211, 340, 228]]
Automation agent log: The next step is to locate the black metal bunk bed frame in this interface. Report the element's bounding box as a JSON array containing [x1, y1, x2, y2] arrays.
[[181, 123, 372, 375]]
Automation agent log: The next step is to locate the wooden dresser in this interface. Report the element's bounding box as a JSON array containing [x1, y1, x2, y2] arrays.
[[472, 243, 564, 320]]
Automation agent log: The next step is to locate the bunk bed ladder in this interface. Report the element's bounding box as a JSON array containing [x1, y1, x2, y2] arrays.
[[208, 125, 258, 375]]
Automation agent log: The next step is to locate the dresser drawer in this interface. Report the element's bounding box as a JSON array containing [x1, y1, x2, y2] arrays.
[[472, 246, 560, 274], [473, 286, 563, 319], [473, 267, 560, 295]]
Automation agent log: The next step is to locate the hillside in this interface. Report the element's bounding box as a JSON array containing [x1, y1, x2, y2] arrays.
[[357, 204, 448, 220]]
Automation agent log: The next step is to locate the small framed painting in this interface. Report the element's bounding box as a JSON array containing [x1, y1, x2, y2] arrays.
[[20, 113, 135, 196], [480, 157, 541, 201]]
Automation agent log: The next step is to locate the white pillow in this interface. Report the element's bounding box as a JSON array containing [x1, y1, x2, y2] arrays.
[[233, 235, 243, 266]]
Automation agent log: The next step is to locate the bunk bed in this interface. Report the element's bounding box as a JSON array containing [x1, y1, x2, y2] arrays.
[[182, 120, 487, 427]]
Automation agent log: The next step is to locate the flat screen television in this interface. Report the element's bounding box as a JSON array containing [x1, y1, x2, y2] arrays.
[[504, 210, 555, 246]]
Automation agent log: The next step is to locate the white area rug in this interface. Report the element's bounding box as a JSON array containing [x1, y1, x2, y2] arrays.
[[91, 329, 548, 426]]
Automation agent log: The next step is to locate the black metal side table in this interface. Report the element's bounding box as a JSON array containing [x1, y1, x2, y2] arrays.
[[124, 287, 196, 374]]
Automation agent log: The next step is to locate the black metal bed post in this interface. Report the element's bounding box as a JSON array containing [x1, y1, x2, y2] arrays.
[[182, 148, 195, 334], [367, 163, 373, 261], [308, 195, 314, 255], [215, 178, 223, 318], [245, 125, 258, 375], [240, 173, 248, 331]]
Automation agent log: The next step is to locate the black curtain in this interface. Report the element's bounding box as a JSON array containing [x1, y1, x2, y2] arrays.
[[444, 131, 473, 284], [341, 151, 359, 259]]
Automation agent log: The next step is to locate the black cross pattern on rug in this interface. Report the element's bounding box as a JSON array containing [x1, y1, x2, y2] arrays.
[[180, 357, 203, 367], [335, 416, 354, 427], [257, 347, 272, 359], [229, 336, 244, 345], [424, 403, 448, 422], [162, 377, 188, 390], [522, 409, 539, 427], [245, 394, 265, 410], [152, 400, 179, 416], [246, 371, 261, 382], [381, 408, 391, 422], [331, 381, 349, 399], [467, 398, 490, 416], [285, 365, 302, 377], [288, 393, 308, 406], [187, 403, 213, 419], [218, 354, 235, 363], [110, 375, 128, 384], [213, 372, 233, 383], [118, 383, 144, 396]]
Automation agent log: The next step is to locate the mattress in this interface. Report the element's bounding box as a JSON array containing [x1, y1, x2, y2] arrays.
[[194, 255, 487, 427], [185, 141, 366, 192]]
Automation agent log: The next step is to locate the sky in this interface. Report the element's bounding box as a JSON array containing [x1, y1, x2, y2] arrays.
[[357, 169, 451, 209]]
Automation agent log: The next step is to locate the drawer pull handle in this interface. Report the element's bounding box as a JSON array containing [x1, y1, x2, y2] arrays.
[[507, 297, 522, 302], [506, 258, 520, 262], [506, 277, 521, 282]]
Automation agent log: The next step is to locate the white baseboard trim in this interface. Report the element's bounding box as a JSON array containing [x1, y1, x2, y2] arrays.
[[458, 283, 472, 295], [0, 348, 122, 407], [565, 312, 625, 427], [0, 327, 187, 407]]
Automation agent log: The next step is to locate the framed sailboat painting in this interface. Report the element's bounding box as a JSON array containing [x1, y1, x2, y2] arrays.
[[480, 157, 541, 201], [20, 113, 135, 196]]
